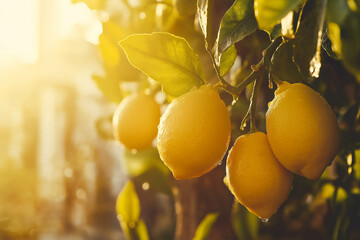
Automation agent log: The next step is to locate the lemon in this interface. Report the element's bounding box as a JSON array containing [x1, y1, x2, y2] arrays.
[[266, 81, 340, 180], [226, 132, 293, 219], [157, 85, 231, 179], [113, 93, 161, 150]]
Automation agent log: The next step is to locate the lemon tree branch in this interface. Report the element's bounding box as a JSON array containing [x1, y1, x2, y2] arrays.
[[208, 37, 282, 97]]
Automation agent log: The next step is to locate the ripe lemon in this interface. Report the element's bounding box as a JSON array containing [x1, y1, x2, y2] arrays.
[[226, 132, 293, 219], [266, 81, 340, 180], [113, 93, 160, 150], [157, 85, 231, 179]]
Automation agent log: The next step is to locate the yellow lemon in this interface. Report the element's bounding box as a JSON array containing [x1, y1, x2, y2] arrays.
[[113, 93, 160, 150], [226, 132, 293, 219], [157, 85, 231, 179], [266, 82, 340, 180]]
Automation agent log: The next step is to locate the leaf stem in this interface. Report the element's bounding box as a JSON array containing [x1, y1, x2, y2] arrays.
[[205, 46, 238, 95]]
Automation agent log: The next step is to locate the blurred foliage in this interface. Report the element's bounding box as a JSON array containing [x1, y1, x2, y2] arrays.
[[116, 181, 149, 240], [193, 213, 219, 240]]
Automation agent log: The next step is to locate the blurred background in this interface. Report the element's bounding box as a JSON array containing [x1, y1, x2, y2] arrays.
[[0, 0, 127, 239], [1, 0, 360, 240]]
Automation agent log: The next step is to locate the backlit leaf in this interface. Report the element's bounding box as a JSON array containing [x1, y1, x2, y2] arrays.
[[219, 45, 237, 76], [193, 213, 219, 240], [119, 32, 204, 97], [293, 0, 327, 80], [116, 181, 140, 223], [254, 0, 303, 33], [197, 0, 214, 45], [99, 19, 126, 69], [216, 0, 257, 54]]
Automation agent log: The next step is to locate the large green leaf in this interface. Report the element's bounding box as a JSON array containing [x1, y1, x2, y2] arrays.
[[216, 0, 257, 54], [293, 0, 327, 80], [219, 44, 237, 76], [197, 0, 214, 45], [193, 213, 219, 240], [119, 32, 204, 97], [116, 181, 140, 223], [254, 0, 303, 33]]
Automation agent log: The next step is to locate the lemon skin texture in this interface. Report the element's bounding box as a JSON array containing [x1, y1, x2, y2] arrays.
[[113, 93, 161, 151], [226, 132, 293, 219], [157, 85, 231, 179], [266, 82, 340, 180]]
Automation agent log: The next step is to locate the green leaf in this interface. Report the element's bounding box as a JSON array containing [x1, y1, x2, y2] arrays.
[[254, 0, 303, 33], [216, 0, 257, 54], [293, 0, 327, 80], [197, 0, 214, 45], [99, 19, 126, 69], [340, 12, 360, 77], [123, 147, 169, 177], [116, 181, 140, 223], [327, 22, 342, 57], [231, 202, 259, 240], [193, 213, 219, 240], [219, 45, 237, 76], [270, 42, 303, 83], [327, 0, 350, 25], [119, 32, 204, 97], [136, 219, 150, 240]]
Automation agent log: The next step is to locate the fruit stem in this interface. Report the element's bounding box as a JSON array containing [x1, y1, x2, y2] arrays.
[[249, 74, 262, 132], [240, 72, 263, 133]]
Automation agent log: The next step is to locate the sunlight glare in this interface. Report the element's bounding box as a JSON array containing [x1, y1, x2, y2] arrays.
[[0, 0, 39, 64]]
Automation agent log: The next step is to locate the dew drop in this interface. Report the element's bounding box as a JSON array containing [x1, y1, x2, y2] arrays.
[[240, 122, 247, 130], [260, 218, 269, 223]]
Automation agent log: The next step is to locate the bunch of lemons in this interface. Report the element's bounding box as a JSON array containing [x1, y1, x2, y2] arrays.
[[113, 81, 340, 219]]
